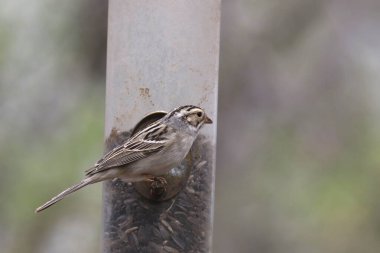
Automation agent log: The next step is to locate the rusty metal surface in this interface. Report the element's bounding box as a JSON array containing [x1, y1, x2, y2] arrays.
[[104, 0, 220, 252]]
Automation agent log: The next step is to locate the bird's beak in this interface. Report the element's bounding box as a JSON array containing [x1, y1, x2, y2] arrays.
[[204, 115, 213, 124]]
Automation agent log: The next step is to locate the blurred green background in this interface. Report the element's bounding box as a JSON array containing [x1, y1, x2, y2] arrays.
[[1, 0, 380, 252]]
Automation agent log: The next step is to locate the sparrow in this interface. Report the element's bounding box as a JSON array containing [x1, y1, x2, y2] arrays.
[[35, 105, 212, 212]]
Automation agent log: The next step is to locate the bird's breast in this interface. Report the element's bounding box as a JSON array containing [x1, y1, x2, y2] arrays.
[[128, 133, 196, 176]]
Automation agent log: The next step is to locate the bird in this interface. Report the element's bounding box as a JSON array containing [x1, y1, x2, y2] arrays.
[[35, 105, 212, 213]]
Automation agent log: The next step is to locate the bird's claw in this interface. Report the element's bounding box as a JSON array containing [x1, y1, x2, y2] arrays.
[[149, 177, 167, 197]]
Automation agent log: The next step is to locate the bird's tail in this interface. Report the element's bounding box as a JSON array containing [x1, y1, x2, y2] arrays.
[[35, 176, 98, 213]]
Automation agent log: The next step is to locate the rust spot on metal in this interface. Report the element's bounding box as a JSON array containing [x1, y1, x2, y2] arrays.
[[105, 128, 121, 150], [109, 128, 121, 141], [139, 87, 151, 98], [198, 84, 216, 105], [138, 87, 154, 106], [125, 85, 130, 95], [189, 67, 203, 76]]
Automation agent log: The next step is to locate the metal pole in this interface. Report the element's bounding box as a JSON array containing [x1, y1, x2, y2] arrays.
[[103, 0, 220, 252]]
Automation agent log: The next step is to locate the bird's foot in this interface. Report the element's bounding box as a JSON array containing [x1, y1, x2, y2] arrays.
[[148, 177, 167, 197]]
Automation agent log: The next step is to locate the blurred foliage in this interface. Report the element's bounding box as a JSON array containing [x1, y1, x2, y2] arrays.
[[0, 0, 106, 252], [0, 93, 104, 253], [215, 1, 380, 253], [1, 0, 380, 253]]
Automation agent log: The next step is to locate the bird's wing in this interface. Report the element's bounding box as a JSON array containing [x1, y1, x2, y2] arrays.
[[85, 124, 169, 176]]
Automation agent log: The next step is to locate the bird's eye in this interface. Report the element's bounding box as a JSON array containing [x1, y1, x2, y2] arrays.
[[196, 112, 203, 117]]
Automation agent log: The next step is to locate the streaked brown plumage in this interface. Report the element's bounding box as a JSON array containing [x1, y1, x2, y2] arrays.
[[35, 105, 212, 213]]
